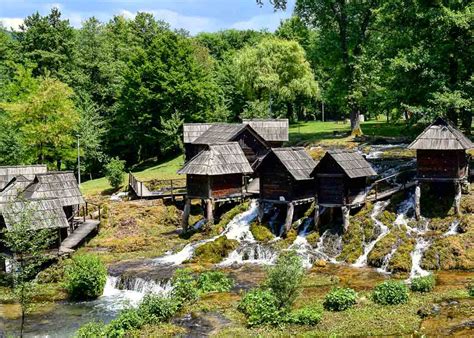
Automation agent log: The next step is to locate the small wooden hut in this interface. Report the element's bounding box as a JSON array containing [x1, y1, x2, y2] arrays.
[[178, 142, 253, 227], [310, 150, 376, 228], [242, 119, 289, 147], [408, 117, 473, 217], [23, 172, 85, 223], [183, 123, 269, 165], [255, 147, 316, 233]]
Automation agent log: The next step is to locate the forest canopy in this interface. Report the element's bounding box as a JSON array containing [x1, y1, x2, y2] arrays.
[[0, 1, 472, 179]]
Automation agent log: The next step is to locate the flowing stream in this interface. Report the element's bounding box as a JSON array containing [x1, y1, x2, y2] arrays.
[[353, 201, 390, 267]]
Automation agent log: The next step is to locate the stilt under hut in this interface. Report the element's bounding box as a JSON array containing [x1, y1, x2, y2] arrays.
[[408, 117, 473, 218], [177, 142, 253, 229], [310, 149, 377, 230], [255, 147, 317, 234]]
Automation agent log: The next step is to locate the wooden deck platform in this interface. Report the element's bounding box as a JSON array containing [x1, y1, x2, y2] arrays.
[[60, 219, 100, 252]]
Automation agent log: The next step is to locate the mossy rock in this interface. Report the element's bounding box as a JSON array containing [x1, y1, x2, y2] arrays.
[[379, 211, 396, 229], [388, 236, 416, 273], [367, 231, 399, 268], [459, 214, 474, 233], [192, 236, 239, 264], [306, 232, 320, 246], [429, 217, 456, 233], [250, 222, 274, 242], [421, 232, 474, 271]]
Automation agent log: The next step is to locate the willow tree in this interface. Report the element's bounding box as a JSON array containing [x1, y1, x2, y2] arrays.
[[233, 37, 318, 121]]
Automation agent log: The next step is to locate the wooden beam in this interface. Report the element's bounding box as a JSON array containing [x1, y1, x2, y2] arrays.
[[284, 202, 294, 234], [415, 182, 421, 220], [182, 198, 191, 231]]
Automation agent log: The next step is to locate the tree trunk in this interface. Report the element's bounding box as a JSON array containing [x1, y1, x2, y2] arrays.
[[461, 108, 472, 135], [350, 108, 362, 136]]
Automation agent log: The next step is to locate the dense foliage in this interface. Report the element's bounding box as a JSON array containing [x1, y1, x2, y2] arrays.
[[105, 157, 125, 190], [410, 275, 436, 293], [65, 254, 107, 300], [323, 287, 357, 311], [196, 270, 234, 293], [372, 280, 409, 305], [238, 289, 281, 327], [1, 2, 470, 177]]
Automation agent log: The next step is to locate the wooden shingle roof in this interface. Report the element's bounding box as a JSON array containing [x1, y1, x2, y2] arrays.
[[242, 119, 289, 142], [23, 172, 84, 207], [0, 176, 33, 203], [178, 143, 253, 176], [0, 165, 47, 190], [191, 124, 247, 144], [313, 150, 377, 178], [270, 147, 316, 180], [408, 117, 473, 150], [0, 198, 69, 230], [183, 123, 214, 143]]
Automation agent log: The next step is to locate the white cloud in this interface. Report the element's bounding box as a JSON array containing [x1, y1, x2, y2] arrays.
[[0, 18, 24, 31], [231, 12, 290, 31]]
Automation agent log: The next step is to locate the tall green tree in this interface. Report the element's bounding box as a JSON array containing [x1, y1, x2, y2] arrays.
[[16, 8, 76, 82], [233, 37, 318, 120], [261, 0, 381, 134], [0, 77, 80, 167]]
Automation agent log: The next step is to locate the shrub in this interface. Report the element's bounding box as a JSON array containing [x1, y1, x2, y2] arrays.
[[372, 280, 409, 305], [171, 268, 198, 305], [410, 275, 435, 293], [75, 321, 107, 338], [467, 281, 474, 297], [105, 157, 125, 190], [197, 271, 234, 293], [65, 254, 107, 300], [192, 236, 238, 264], [106, 308, 144, 338], [138, 294, 179, 323], [266, 250, 304, 309], [323, 287, 357, 311], [285, 307, 323, 325], [238, 289, 281, 327]]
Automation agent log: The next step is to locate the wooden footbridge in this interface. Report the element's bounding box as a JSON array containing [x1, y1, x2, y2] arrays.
[[129, 173, 186, 200], [366, 169, 417, 203]]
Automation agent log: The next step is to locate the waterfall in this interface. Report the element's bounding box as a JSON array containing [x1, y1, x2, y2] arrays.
[[353, 201, 390, 267], [154, 201, 258, 265], [443, 220, 460, 237], [377, 244, 398, 274], [219, 243, 278, 266], [315, 228, 342, 262], [409, 237, 431, 279]]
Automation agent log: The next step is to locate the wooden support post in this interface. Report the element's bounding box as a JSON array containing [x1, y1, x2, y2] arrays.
[[454, 181, 462, 217], [257, 200, 265, 223], [313, 197, 320, 230], [341, 205, 350, 231], [284, 202, 294, 234], [206, 199, 214, 225], [415, 182, 421, 220], [182, 198, 191, 231]]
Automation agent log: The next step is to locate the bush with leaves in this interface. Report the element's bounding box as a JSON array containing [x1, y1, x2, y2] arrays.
[[65, 254, 107, 300], [410, 275, 435, 293], [105, 157, 125, 190], [171, 268, 198, 305], [75, 321, 107, 338], [372, 280, 409, 305], [266, 250, 304, 309], [467, 281, 474, 297], [197, 271, 234, 293], [285, 307, 323, 325], [106, 308, 144, 338], [238, 289, 281, 327], [138, 294, 179, 323], [323, 287, 357, 311]]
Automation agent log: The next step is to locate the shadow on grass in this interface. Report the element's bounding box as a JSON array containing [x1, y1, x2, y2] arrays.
[[100, 186, 122, 196], [129, 153, 183, 173]]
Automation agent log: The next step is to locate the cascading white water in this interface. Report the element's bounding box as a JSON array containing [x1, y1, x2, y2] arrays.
[[409, 237, 431, 279], [315, 229, 341, 263], [353, 201, 390, 267], [154, 201, 258, 265], [444, 220, 460, 237], [377, 244, 398, 274]]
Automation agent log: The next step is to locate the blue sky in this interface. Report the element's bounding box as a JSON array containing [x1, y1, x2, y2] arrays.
[[0, 0, 295, 34]]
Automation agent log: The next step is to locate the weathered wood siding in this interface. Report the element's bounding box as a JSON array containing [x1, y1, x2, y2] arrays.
[[317, 176, 345, 205], [292, 179, 316, 200], [235, 129, 268, 164], [346, 177, 367, 204], [186, 175, 210, 199], [210, 174, 243, 199], [417, 150, 468, 179]]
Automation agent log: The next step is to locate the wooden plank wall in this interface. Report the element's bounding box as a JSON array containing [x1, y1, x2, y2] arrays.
[[417, 150, 467, 179]]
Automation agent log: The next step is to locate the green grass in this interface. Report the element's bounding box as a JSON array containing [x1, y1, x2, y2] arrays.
[[81, 155, 184, 197]]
